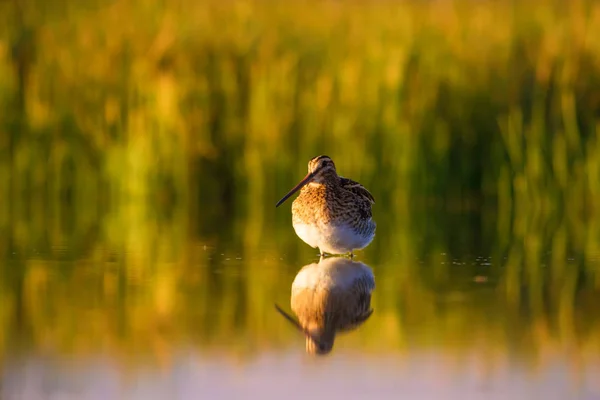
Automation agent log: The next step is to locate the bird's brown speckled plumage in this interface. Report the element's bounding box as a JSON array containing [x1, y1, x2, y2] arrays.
[[292, 177, 374, 228], [277, 155, 376, 256]]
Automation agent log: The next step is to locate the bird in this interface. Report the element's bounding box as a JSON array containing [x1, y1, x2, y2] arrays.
[[275, 155, 376, 257], [275, 257, 375, 355]]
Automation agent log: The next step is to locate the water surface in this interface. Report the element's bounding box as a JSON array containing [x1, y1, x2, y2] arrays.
[[1, 204, 599, 400]]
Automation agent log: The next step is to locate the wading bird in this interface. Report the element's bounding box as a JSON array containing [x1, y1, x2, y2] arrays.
[[276, 155, 376, 257]]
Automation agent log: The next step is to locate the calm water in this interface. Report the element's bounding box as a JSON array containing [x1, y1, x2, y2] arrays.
[[1, 203, 599, 400]]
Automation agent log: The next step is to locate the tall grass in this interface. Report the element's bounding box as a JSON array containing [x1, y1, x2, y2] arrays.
[[1, 1, 599, 210], [0, 0, 599, 374]]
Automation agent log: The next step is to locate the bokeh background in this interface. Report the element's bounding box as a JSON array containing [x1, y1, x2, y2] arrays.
[[1, 0, 600, 397]]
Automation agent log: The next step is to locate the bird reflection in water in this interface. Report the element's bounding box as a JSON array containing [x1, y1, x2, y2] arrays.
[[275, 256, 375, 355]]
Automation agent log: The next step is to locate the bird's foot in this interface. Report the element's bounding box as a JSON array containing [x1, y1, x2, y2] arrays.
[[319, 252, 355, 259]]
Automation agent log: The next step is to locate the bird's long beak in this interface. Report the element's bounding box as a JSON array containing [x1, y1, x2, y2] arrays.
[[274, 303, 322, 343], [276, 172, 314, 207]]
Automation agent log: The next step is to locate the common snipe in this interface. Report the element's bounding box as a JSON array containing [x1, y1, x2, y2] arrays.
[[275, 257, 375, 355], [276, 155, 376, 256]]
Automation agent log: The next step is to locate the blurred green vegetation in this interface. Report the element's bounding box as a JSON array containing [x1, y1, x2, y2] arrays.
[[0, 0, 599, 377]]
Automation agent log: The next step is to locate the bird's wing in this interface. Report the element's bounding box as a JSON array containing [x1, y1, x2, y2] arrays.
[[339, 177, 375, 204]]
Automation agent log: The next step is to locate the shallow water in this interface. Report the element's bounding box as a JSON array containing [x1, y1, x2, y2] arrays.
[[1, 203, 599, 400], [3, 352, 599, 400]]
